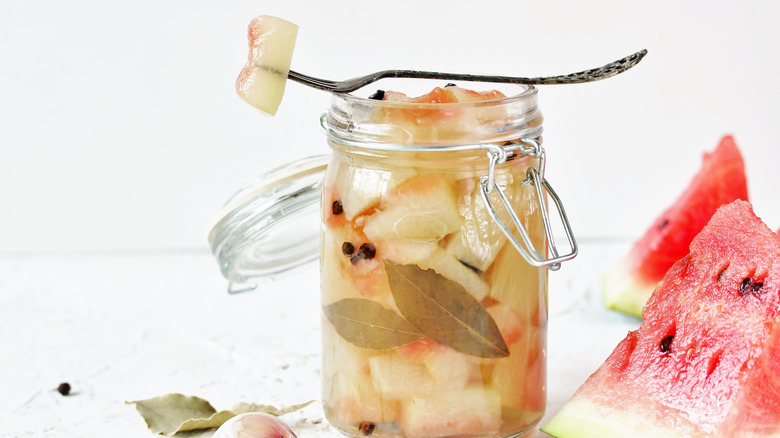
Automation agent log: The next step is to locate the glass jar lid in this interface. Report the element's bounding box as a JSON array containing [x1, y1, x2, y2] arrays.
[[208, 155, 329, 293]]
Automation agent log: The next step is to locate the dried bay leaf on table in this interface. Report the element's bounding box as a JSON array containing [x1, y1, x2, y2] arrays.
[[176, 400, 315, 433], [385, 261, 509, 358], [323, 298, 424, 349], [176, 410, 237, 434], [129, 393, 218, 435], [232, 400, 315, 416], [128, 393, 315, 435]]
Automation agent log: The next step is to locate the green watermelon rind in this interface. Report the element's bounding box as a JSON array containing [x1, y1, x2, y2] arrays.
[[540, 396, 697, 438], [601, 260, 657, 317]]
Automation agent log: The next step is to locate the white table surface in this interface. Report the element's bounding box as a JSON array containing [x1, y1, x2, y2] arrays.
[[0, 239, 641, 437]]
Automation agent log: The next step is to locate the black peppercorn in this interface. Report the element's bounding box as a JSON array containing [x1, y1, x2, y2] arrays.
[[332, 200, 344, 216], [57, 382, 71, 396], [342, 241, 355, 256], [368, 90, 385, 100], [358, 421, 376, 436], [358, 243, 376, 260]]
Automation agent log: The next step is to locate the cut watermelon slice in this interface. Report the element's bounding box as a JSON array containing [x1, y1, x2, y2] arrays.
[[603, 135, 748, 317], [543, 200, 780, 437]]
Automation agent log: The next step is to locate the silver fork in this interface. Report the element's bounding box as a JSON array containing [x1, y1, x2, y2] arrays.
[[288, 49, 647, 93]]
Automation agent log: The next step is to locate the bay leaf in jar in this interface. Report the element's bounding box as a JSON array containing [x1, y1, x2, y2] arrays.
[[385, 261, 509, 358], [323, 298, 424, 349]]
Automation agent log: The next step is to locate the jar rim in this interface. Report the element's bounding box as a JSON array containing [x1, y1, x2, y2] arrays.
[[336, 83, 538, 108], [325, 83, 543, 150], [319, 112, 542, 155]]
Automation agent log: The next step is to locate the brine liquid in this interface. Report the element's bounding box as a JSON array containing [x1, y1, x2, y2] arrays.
[[320, 156, 548, 438]]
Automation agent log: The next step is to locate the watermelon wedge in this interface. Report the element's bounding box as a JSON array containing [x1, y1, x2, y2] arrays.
[[543, 200, 780, 437], [603, 135, 748, 317]]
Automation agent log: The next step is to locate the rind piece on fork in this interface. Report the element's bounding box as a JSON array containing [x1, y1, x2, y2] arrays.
[[236, 15, 298, 116]]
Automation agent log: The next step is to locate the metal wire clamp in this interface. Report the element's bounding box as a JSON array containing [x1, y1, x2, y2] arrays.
[[479, 139, 578, 270]]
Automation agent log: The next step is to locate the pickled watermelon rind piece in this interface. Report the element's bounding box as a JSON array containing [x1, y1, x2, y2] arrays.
[[362, 175, 462, 244], [373, 85, 515, 145], [235, 15, 298, 116], [602, 135, 748, 317]]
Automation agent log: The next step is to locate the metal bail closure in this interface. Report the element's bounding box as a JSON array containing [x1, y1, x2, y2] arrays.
[[479, 140, 578, 270]]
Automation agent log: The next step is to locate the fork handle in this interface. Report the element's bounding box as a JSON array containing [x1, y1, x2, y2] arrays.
[[358, 49, 647, 90]]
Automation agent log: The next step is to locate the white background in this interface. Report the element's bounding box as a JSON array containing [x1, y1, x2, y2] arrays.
[[2, 0, 779, 253]]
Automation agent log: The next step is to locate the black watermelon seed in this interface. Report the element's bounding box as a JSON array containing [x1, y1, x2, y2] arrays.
[[368, 90, 385, 100], [657, 218, 670, 230], [358, 421, 376, 436], [341, 242, 355, 256], [740, 278, 751, 295], [659, 335, 674, 354], [459, 260, 481, 273], [57, 382, 71, 396], [740, 277, 763, 296]]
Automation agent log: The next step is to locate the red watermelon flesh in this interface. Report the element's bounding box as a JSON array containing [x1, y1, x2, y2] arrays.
[[603, 135, 748, 317], [543, 200, 780, 437]]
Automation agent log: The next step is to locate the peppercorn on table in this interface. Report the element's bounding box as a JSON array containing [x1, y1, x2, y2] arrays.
[[0, 240, 639, 437]]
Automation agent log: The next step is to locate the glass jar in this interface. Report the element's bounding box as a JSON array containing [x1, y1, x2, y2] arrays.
[[209, 83, 576, 438], [318, 84, 576, 438]]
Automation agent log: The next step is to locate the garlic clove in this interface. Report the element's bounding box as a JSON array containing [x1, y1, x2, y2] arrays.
[[213, 412, 298, 438]]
